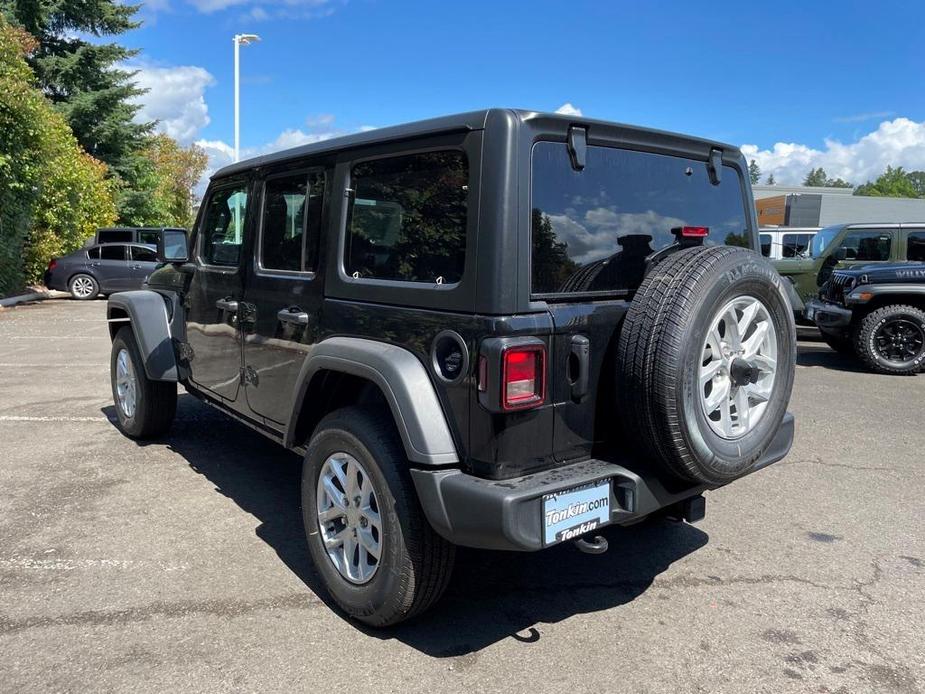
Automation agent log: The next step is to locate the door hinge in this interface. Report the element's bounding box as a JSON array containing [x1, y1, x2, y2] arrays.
[[240, 365, 259, 387]]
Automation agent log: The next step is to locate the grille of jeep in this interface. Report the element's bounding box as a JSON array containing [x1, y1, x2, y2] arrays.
[[823, 273, 854, 304]]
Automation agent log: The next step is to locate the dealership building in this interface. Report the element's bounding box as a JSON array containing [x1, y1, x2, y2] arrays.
[[753, 184, 925, 227]]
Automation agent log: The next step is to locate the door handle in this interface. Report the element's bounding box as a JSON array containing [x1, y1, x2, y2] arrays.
[[277, 307, 310, 325], [216, 298, 239, 312], [569, 334, 590, 402], [90, 262, 101, 267]]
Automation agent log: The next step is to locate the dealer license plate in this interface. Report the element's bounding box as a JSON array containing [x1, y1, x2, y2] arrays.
[[542, 480, 611, 546]]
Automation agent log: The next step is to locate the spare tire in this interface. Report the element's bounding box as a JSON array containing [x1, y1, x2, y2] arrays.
[[617, 245, 796, 486]]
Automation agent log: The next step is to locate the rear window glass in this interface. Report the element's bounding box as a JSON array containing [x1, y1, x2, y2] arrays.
[[345, 150, 468, 284], [531, 142, 750, 295]]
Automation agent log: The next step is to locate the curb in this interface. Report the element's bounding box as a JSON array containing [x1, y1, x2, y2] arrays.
[[0, 290, 64, 308]]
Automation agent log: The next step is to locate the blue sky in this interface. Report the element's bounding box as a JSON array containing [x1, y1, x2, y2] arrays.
[[126, 0, 925, 187]]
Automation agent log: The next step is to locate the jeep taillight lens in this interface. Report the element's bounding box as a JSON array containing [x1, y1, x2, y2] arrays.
[[502, 345, 545, 411]]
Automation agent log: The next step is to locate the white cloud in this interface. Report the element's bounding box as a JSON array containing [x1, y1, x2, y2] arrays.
[[186, 0, 336, 18], [555, 103, 583, 117], [131, 65, 215, 144], [833, 111, 895, 124], [742, 117, 925, 186], [548, 208, 684, 264]]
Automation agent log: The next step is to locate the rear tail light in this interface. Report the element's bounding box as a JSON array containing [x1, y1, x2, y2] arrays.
[[47, 259, 58, 271], [502, 345, 545, 411]]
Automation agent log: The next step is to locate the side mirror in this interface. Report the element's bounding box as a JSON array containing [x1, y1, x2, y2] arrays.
[[157, 228, 189, 263], [833, 246, 847, 262]]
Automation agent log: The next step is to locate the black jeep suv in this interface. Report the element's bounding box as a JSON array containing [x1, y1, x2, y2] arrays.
[[806, 262, 925, 374], [106, 109, 796, 626]]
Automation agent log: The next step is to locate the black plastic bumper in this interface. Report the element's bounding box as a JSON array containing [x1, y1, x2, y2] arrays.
[[412, 412, 795, 551], [805, 298, 853, 330]]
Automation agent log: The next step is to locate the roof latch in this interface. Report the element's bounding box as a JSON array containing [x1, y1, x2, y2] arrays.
[[567, 126, 587, 172], [707, 148, 723, 186]]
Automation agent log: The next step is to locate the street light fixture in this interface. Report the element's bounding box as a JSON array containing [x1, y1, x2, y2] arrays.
[[233, 33, 261, 163]]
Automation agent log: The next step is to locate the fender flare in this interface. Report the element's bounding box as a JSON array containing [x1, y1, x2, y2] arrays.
[[285, 337, 459, 466], [107, 290, 178, 381]]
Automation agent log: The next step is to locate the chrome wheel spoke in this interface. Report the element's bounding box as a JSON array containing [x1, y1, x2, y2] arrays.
[[742, 320, 770, 359], [704, 378, 730, 413], [699, 359, 722, 387]]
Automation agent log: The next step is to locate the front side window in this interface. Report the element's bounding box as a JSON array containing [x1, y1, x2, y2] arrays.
[[100, 245, 126, 261], [345, 150, 468, 284], [840, 230, 892, 261], [200, 185, 248, 267], [531, 142, 749, 295], [131, 246, 157, 262], [907, 231, 925, 262], [261, 171, 325, 272]]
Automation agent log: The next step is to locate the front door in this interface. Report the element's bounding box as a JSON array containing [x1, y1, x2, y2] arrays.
[[242, 169, 327, 424], [185, 181, 251, 403]]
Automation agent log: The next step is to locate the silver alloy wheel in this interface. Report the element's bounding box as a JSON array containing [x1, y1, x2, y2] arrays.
[[699, 295, 778, 440], [115, 348, 138, 418], [71, 276, 94, 298], [316, 453, 382, 584]]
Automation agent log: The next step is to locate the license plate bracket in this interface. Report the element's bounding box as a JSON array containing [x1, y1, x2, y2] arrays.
[[542, 480, 611, 546]]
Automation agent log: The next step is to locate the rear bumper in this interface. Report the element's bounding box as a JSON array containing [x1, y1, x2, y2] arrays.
[[413, 412, 795, 551], [805, 298, 853, 331]]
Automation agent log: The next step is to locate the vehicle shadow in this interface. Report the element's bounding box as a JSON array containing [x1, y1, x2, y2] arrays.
[[796, 341, 866, 373], [102, 395, 709, 656]]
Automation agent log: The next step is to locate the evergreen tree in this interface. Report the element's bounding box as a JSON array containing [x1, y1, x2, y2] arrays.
[[766, 174, 776, 185], [1, 0, 152, 219], [803, 166, 852, 188], [748, 159, 761, 185]]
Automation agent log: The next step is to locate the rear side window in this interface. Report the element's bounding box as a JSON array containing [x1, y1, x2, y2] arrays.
[[100, 245, 125, 261], [759, 234, 772, 257], [200, 185, 248, 267], [840, 230, 892, 261], [907, 231, 925, 261], [98, 229, 133, 244], [531, 142, 749, 295], [345, 150, 468, 284], [260, 171, 325, 272], [782, 233, 813, 258], [138, 230, 160, 246]]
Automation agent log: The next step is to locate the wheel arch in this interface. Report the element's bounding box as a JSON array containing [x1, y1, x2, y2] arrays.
[[106, 290, 178, 382], [285, 337, 459, 466]]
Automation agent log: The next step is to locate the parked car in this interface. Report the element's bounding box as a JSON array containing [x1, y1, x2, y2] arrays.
[[105, 109, 796, 626], [44, 243, 160, 300], [773, 222, 925, 320], [805, 262, 925, 374], [759, 227, 820, 260]]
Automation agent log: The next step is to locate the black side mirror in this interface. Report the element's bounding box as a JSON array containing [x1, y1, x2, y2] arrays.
[[157, 228, 190, 263], [833, 246, 847, 262]]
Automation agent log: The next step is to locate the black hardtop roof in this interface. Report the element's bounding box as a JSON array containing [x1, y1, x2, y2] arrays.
[[213, 108, 741, 180]]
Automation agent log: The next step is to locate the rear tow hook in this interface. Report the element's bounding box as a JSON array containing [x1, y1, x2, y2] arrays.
[[573, 535, 608, 555]]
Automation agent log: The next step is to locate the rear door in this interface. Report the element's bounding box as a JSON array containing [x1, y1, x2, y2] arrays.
[[185, 180, 251, 403], [95, 244, 133, 291], [530, 141, 753, 461], [241, 167, 327, 425], [128, 245, 159, 287], [903, 227, 925, 262]]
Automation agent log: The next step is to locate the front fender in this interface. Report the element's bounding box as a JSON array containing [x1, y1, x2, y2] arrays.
[[286, 337, 459, 466], [107, 290, 178, 381]]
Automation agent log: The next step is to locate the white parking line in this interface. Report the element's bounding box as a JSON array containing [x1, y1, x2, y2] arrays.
[[0, 363, 107, 368], [7, 336, 107, 340], [0, 415, 112, 422]]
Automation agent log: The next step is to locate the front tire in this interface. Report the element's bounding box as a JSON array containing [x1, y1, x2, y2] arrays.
[[854, 304, 925, 375], [302, 407, 455, 627], [69, 274, 99, 300], [110, 326, 177, 438]]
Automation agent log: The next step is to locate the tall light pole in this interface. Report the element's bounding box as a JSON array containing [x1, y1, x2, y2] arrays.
[[233, 33, 260, 163]]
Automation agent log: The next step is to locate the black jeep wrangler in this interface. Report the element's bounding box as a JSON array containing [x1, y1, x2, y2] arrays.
[[106, 109, 796, 626], [806, 262, 925, 374]]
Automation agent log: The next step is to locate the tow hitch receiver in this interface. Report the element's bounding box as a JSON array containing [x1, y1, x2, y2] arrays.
[[574, 535, 609, 555]]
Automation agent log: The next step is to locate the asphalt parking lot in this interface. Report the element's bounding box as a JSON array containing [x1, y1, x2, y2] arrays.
[[1, 298, 923, 693]]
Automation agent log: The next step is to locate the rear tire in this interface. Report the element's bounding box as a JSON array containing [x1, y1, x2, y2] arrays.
[[854, 304, 925, 375], [617, 245, 796, 486], [110, 326, 177, 438], [69, 274, 99, 300], [302, 407, 455, 627]]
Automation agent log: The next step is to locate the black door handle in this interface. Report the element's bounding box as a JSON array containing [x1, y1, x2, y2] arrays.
[[569, 334, 590, 402], [216, 298, 239, 312], [277, 307, 310, 325]]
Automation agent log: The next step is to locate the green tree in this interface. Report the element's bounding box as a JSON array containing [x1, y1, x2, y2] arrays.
[[0, 18, 116, 294], [748, 159, 761, 185], [904, 171, 925, 197], [803, 167, 852, 188], [531, 208, 578, 292], [854, 166, 919, 198], [1, 0, 153, 221]]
